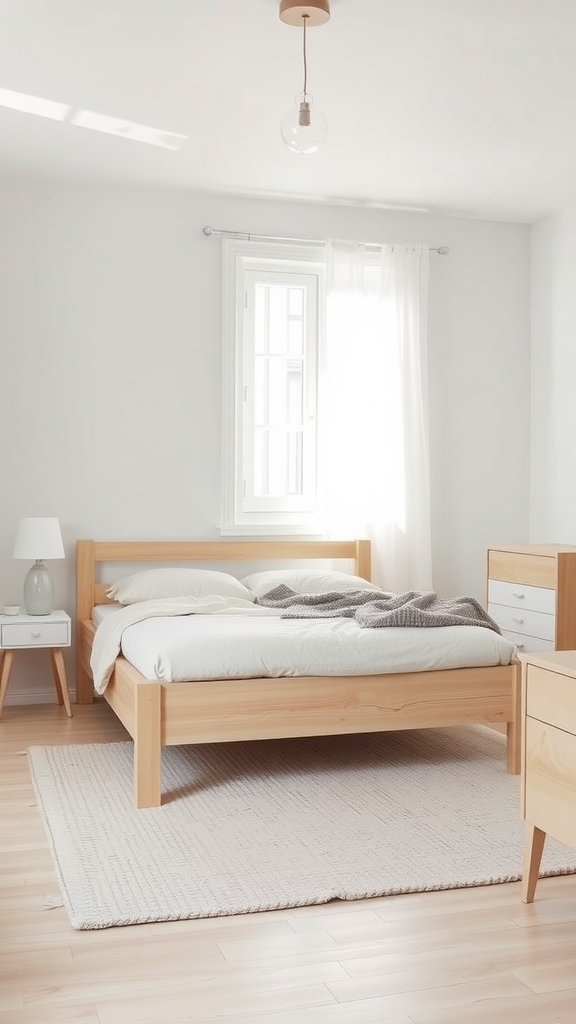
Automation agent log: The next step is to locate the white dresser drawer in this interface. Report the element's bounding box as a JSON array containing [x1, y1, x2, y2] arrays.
[[0, 620, 70, 648], [488, 579, 555, 615], [500, 629, 555, 654], [488, 603, 555, 642]]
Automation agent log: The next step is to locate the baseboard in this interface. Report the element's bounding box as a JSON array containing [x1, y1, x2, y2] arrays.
[[3, 687, 77, 707]]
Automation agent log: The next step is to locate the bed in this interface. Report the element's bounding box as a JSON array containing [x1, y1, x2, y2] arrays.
[[76, 538, 521, 807]]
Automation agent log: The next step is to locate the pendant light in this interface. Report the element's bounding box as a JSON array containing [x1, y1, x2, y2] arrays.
[[279, 0, 330, 155]]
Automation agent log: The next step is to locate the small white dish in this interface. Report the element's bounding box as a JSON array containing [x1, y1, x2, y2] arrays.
[[3, 605, 20, 615]]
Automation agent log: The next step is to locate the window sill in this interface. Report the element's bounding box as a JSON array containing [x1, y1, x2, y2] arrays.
[[218, 523, 326, 538]]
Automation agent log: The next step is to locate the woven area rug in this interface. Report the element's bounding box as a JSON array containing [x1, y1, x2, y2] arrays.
[[28, 726, 576, 930]]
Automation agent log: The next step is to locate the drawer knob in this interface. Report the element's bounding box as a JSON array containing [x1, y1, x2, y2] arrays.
[[31, 631, 41, 639], [512, 592, 525, 599], [512, 617, 524, 625]]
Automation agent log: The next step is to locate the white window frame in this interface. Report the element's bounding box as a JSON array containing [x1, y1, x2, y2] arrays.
[[220, 238, 325, 536]]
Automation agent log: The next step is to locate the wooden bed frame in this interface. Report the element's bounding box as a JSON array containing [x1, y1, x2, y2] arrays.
[[76, 538, 521, 807]]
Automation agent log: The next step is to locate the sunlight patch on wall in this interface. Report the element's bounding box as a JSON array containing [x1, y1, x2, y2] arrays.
[[0, 88, 187, 150], [70, 110, 187, 150], [0, 88, 70, 121]]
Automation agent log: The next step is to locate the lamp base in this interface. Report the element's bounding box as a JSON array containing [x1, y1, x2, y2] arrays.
[[23, 560, 54, 615]]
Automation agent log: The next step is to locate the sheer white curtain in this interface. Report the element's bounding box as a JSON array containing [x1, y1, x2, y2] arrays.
[[321, 240, 432, 591]]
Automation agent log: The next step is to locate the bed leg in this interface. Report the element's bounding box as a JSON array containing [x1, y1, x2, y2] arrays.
[[134, 682, 162, 808], [506, 662, 522, 774], [75, 665, 94, 705]]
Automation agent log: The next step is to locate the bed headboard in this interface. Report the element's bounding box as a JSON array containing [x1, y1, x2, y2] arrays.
[[76, 538, 371, 623]]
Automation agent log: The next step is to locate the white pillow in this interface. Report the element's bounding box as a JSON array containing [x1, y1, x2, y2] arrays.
[[241, 569, 382, 599], [107, 568, 254, 605]]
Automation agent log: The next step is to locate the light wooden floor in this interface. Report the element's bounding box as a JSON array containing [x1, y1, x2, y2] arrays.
[[2, 702, 576, 1024]]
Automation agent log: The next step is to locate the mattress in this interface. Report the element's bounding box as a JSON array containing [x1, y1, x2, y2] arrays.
[[92, 605, 517, 683], [93, 604, 121, 624]]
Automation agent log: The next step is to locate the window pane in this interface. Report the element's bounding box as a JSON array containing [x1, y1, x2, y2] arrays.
[[267, 429, 285, 495], [252, 355, 305, 496], [288, 287, 303, 316], [287, 430, 303, 493], [256, 428, 303, 496], [288, 288, 304, 355], [268, 286, 288, 353], [267, 357, 287, 425], [287, 361, 303, 424], [253, 356, 267, 423], [229, 253, 320, 524], [288, 318, 303, 356]]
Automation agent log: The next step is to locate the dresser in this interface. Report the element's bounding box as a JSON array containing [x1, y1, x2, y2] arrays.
[[520, 650, 576, 902], [487, 544, 576, 653]]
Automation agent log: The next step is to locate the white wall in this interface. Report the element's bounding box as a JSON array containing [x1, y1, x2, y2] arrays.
[[0, 180, 530, 702], [531, 208, 576, 541]]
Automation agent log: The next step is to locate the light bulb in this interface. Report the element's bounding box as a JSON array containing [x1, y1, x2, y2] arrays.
[[281, 92, 327, 154]]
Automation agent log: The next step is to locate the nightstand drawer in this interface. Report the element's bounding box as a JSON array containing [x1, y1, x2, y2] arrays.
[[488, 603, 554, 641], [0, 620, 70, 648], [524, 717, 576, 849], [525, 664, 576, 732], [488, 579, 555, 615]]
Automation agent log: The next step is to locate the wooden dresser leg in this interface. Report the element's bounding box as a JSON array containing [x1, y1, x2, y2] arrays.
[[521, 823, 546, 903]]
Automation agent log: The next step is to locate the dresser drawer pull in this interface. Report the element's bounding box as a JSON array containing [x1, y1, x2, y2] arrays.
[[512, 592, 525, 599], [512, 617, 525, 625], [31, 632, 41, 639]]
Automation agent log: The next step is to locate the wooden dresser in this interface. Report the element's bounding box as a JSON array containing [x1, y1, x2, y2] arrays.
[[520, 651, 576, 902], [487, 544, 576, 653]]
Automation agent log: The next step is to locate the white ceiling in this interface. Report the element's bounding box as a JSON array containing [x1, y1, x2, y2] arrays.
[[1, 0, 575, 223]]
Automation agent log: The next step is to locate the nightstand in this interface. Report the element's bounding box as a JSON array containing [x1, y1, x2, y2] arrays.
[[0, 610, 72, 718], [520, 650, 576, 902]]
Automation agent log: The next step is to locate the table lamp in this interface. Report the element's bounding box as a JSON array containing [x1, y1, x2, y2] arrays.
[[12, 517, 65, 615]]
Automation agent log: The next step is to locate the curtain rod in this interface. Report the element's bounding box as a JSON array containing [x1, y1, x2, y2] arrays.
[[202, 225, 449, 255]]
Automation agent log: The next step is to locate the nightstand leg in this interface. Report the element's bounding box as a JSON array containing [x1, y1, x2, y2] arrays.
[[521, 823, 546, 903], [51, 654, 64, 705], [0, 650, 14, 718], [50, 649, 72, 718]]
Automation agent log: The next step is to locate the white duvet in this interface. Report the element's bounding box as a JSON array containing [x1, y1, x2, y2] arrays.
[[90, 597, 517, 695]]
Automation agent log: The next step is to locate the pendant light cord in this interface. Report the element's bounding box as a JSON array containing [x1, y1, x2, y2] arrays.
[[302, 14, 309, 95]]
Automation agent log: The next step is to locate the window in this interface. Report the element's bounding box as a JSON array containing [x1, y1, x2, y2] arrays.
[[221, 236, 431, 579], [221, 239, 325, 535]]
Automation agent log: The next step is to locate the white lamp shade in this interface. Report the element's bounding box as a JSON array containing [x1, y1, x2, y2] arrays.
[[12, 517, 65, 560]]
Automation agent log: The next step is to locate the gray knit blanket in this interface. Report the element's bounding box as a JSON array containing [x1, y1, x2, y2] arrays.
[[256, 586, 502, 633]]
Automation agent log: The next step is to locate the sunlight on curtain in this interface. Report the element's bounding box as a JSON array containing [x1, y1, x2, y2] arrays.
[[321, 241, 432, 591]]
